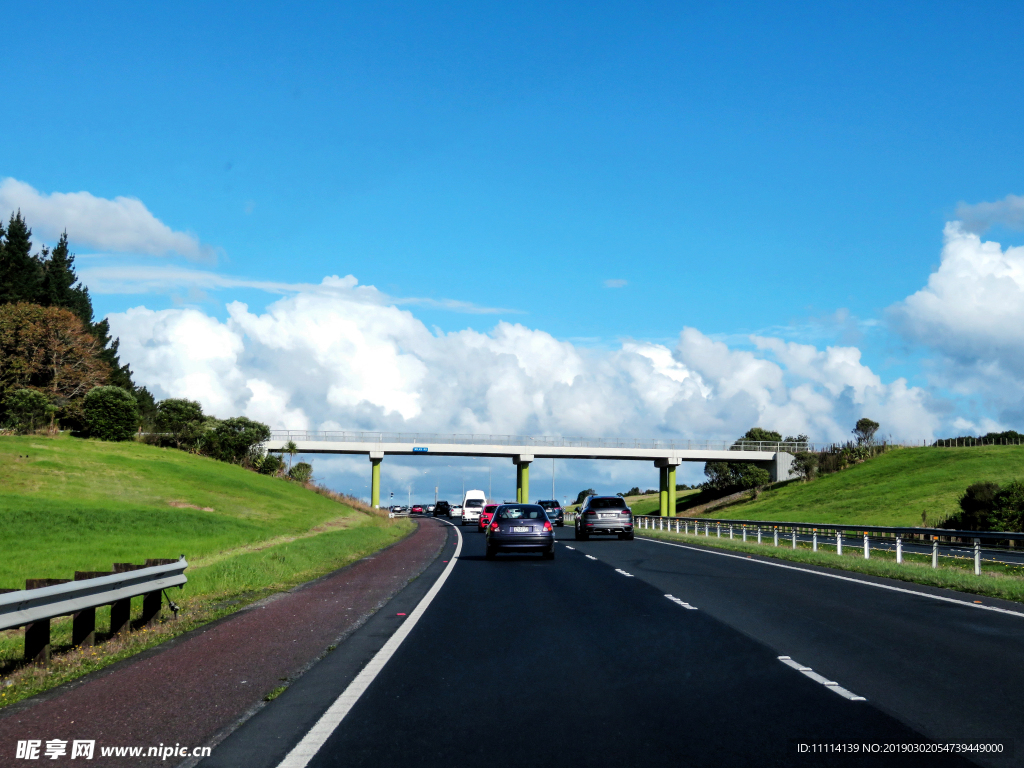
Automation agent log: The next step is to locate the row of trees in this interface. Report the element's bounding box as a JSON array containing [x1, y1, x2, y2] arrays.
[[0, 211, 154, 432], [0, 212, 304, 477]]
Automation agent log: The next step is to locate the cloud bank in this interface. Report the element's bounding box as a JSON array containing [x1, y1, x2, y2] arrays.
[[108, 276, 936, 443], [0, 178, 214, 260]]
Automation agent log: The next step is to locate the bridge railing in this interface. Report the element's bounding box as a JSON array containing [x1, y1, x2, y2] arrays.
[[268, 430, 812, 453], [634, 515, 1024, 576]]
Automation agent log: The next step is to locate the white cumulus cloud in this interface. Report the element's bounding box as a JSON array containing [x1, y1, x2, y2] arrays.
[[108, 275, 937, 444], [0, 177, 214, 260], [891, 223, 1024, 377], [888, 221, 1024, 423]]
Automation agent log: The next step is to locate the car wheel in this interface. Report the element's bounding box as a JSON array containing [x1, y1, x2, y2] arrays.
[[542, 547, 555, 560], [619, 532, 634, 540], [485, 545, 496, 560], [574, 527, 582, 540]]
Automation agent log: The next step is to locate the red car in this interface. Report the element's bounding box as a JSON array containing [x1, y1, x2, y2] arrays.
[[478, 503, 499, 532], [411, 505, 424, 514]]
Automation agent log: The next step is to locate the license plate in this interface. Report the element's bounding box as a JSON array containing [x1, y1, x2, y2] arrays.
[[601, 513, 613, 519], [513, 526, 529, 533]]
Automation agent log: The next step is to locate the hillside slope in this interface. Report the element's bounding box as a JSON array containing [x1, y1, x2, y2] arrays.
[[0, 434, 393, 585], [707, 446, 1024, 526]]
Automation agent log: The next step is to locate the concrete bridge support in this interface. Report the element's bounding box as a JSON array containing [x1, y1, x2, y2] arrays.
[[370, 451, 383, 508], [515, 455, 533, 503], [655, 458, 681, 517]]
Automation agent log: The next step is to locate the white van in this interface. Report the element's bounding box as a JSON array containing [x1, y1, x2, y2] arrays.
[[461, 490, 487, 526]]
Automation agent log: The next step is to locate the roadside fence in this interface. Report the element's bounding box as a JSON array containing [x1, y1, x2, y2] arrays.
[[635, 516, 1024, 577], [0, 557, 188, 664]]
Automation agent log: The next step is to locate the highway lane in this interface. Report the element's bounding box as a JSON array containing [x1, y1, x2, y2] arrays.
[[572, 530, 1024, 766], [206, 519, 986, 768]]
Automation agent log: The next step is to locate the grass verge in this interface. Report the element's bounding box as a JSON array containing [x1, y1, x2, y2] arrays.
[[0, 517, 413, 709], [638, 528, 1024, 604]]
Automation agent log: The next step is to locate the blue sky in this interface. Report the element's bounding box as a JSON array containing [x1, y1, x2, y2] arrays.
[[3, 1, 1024, 500]]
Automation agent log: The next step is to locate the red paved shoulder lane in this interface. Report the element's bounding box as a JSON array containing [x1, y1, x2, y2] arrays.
[[0, 518, 448, 767]]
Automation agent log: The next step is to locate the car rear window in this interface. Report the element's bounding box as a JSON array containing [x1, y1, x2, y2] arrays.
[[484, 505, 498, 512], [466, 499, 484, 507], [538, 500, 559, 509], [496, 505, 547, 520], [590, 497, 627, 509]]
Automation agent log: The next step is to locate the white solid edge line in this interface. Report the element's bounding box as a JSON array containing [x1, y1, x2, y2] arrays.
[[276, 519, 463, 768], [638, 535, 1024, 619]]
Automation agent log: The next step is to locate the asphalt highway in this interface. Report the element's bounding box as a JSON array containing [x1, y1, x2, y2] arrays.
[[203, 519, 1022, 768]]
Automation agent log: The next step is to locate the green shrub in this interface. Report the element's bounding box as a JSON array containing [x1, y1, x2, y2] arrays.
[[155, 398, 205, 449], [82, 386, 138, 441], [3, 389, 53, 434], [942, 480, 1024, 531], [204, 416, 271, 464], [288, 461, 313, 483], [257, 453, 284, 476]]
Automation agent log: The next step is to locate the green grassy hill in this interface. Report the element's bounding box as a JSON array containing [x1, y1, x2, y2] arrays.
[[1, 434, 412, 706], [705, 446, 1024, 526], [0, 434, 406, 587]]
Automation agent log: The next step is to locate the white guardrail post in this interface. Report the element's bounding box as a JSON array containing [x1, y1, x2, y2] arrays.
[[0, 558, 188, 664], [975, 538, 981, 575], [932, 536, 939, 568], [896, 536, 903, 564], [836, 530, 843, 556], [812, 529, 818, 552], [773, 527, 779, 546], [864, 533, 870, 559]]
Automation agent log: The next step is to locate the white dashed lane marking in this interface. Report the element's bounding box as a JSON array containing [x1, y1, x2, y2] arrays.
[[779, 656, 866, 701], [665, 594, 698, 610], [564, 546, 576, 550], [615, 568, 634, 577], [585, 555, 598, 561]]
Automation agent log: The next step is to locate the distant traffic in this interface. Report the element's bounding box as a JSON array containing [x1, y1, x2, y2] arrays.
[[391, 492, 635, 557]]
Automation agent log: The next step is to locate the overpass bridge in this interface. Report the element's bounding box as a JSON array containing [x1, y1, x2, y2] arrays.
[[266, 431, 801, 516]]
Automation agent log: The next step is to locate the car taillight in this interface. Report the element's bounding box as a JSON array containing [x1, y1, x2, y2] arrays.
[[490, 521, 499, 531], [544, 521, 553, 532]]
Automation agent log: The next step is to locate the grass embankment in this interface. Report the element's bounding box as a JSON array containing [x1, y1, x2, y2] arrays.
[[0, 434, 414, 707], [705, 446, 1024, 527], [640, 528, 1024, 604]]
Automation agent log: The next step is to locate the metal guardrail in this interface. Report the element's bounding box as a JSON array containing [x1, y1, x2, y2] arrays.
[[0, 557, 188, 663], [269, 430, 811, 453], [635, 516, 1024, 576]]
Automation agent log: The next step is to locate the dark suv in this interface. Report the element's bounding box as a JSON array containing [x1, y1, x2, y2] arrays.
[[434, 500, 451, 517], [575, 495, 634, 540], [536, 500, 564, 526]]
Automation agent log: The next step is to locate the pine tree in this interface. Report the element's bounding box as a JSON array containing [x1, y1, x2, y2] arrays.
[[0, 211, 42, 304], [39, 232, 93, 323], [91, 318, 135, 390]]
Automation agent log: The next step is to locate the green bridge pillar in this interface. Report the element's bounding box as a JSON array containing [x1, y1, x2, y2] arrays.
[[655, 458, 680, 517], [370, 452, 383, 508], [668, 464, 677, 517], [659, 466, 668, 516], [515, 455, 533, 504]]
